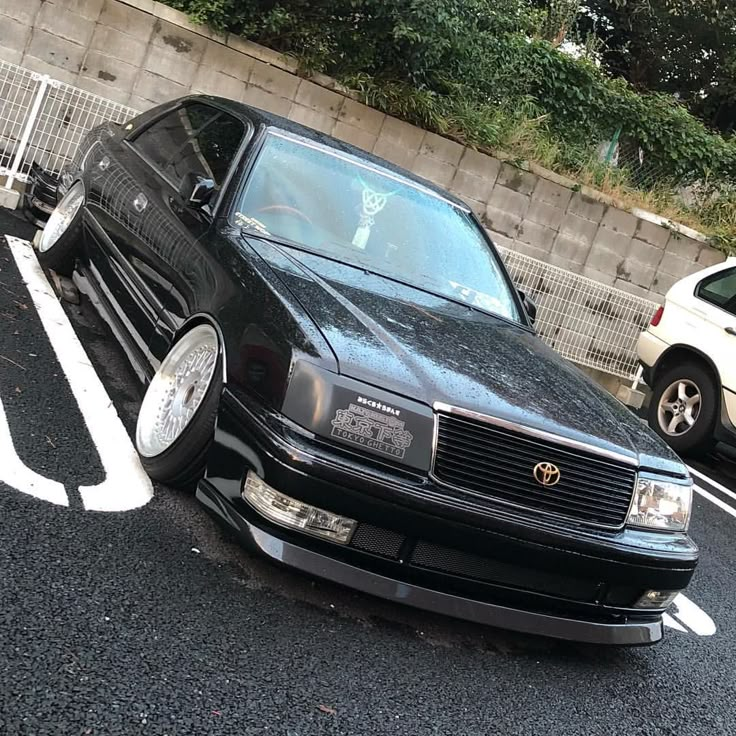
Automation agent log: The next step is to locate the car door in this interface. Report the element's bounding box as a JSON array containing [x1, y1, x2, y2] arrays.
[[139, 105, 249, 362], [83, 103, 210, 371], [85, 102, 246, 373], [82, 117, 168, 371], [694, 267, 736, 395]]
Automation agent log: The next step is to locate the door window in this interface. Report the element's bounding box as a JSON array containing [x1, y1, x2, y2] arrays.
[[697, 268, 736, 316], [170, 112, 245, 189], [131, 104, 244, 190]]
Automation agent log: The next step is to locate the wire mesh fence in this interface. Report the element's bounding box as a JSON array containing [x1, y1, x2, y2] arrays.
[[0, 58, 138, 185], [27, 82, 138, 178], [611, 146, 675, 192], [0, 57, 657, 381], [0, 61, 41, 179], [596, 133, 688, 194], [498, 246, 658, 380]]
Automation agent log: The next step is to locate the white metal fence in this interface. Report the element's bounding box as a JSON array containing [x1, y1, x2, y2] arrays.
[[0, 58, 659, 381], [498, 247, 657, 379], [0, 59, 137, 189]]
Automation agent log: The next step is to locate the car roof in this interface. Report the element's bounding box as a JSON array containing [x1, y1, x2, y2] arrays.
[[182, 94, 469, 210]]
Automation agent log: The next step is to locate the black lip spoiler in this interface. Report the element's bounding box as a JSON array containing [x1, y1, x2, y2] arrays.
[[196, 480, 664, 646]]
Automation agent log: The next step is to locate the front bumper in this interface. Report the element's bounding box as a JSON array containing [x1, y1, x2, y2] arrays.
[[199, 388, 698, 645], [637, 331, 669, 386], [197, 479, 663, 645]]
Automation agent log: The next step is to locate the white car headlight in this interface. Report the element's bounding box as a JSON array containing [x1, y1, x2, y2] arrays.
[[627, 477, 693, 532]]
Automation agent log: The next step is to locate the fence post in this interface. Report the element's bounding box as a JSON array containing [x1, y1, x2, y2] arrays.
[[630, 364, 644, 390], [4, 73, 50, 191]]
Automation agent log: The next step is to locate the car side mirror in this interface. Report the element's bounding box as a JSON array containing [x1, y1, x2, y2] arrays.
[[180, 172, 215, 209], [518, 289, 537, 324]]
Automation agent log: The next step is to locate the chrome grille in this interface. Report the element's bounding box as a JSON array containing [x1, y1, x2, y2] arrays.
[[432, 411, 637, 527]]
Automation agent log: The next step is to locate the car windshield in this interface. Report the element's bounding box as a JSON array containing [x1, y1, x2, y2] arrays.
[[234, 130, 521, 322]]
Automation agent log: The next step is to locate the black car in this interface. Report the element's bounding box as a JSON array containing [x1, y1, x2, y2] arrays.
[[38, 95, 697, 645]]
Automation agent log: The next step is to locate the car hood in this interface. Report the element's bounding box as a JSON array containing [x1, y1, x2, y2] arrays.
[[251, 240, 687, 477]]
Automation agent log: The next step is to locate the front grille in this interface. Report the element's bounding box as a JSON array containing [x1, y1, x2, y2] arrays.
[[411, 541, 599, 601], [433, 412, 637, 527]]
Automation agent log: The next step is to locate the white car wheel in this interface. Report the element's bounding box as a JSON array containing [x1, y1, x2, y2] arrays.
[[657, 379, 702, 436], [39, 181, 85, 253], [135, 324, 221, 485]]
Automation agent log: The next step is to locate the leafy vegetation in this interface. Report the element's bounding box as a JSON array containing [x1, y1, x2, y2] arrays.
[[164, 0, 736, 249], [574, 0, 736, 135]]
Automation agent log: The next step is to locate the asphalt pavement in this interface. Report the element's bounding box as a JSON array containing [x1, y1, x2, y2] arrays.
[[2, 206, 736, 735]]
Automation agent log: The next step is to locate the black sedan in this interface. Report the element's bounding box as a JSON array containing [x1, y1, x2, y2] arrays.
[[38, 95, 697, 645]]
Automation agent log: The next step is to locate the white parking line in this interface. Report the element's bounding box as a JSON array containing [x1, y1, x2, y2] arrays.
[[4, 236, 152, 512], [649, 469, 732, 638], [0, 396, 68, 506], [693, 485, 736, 521], [687, 464, 736, 521], [664, 594, 716, 636], [688, 465, 736, 504]]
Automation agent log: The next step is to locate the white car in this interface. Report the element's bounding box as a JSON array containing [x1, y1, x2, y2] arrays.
[[638, 256, 736, 456]]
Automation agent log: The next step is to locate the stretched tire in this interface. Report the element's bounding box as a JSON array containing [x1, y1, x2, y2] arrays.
[[37, 180, 85, 276], [135, 324, 222, 487], [648, 360, 718, 457]]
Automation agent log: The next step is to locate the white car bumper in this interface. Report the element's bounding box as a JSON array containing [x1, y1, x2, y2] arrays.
[[637, 330, 669, 377]]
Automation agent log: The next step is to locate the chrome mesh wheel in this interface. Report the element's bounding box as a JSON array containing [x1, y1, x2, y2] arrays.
[[657, 379, 702, 436], [136, 325, 219, 458], [39, 181, 84, 254]]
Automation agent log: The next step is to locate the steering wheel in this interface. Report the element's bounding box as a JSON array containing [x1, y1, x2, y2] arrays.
[[255, 205, 313, 226]]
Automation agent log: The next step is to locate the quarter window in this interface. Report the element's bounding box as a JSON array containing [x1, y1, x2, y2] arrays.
[[697, 267, 736, 316]]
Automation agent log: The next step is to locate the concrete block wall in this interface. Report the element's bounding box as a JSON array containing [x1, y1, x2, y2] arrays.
[[0, 0, 726, 302]]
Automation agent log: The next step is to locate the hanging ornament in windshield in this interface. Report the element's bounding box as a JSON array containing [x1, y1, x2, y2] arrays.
[[352, 173, 398, 250]]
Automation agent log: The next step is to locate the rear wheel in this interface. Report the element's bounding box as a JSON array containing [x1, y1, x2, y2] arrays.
[[135, 324, 221, 487], [37, 180, 85, 276], [648, 361, 718, 456]]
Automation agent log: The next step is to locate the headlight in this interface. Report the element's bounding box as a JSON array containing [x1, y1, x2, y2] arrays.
[[627, 477, 692, 532]]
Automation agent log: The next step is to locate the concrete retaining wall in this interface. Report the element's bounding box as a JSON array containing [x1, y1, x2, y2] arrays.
[[0, 0, 726, 300]]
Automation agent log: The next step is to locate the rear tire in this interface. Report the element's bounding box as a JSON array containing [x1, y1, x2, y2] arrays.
[[37, 180, 85, 277], [135, 324, 222, 487], [648, 360, 718, 457]]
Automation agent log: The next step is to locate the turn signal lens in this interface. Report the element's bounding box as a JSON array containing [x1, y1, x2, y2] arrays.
[[627, 477, 692, 532], [650, 306, 664, 326], [634, 590, 680, 609], [242, 471, 357, 544]]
